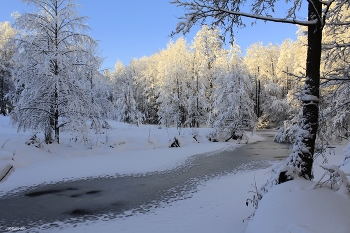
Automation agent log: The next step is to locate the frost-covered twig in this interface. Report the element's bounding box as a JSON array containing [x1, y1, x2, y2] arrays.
[[312, 165, 350, 197], [246, 174, 263, 210]]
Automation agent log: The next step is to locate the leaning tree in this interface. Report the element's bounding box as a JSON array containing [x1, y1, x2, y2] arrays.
[[11, 0, 104, 144], [171, 0, 349, 186]]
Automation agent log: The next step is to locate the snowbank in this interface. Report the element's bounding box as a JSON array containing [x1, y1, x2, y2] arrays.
[[246, 178, 350, 233], [245, 139, 350, 233]]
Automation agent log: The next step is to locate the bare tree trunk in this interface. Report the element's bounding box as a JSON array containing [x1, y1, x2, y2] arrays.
[[282, 0, 322, 181], [53, 8, 60, 144], [54, 107, 59, 144], [0, 71, 5, 116]]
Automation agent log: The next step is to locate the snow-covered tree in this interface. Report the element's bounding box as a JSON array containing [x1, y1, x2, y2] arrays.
[[157, 38, 191, 127], [244, 42, 283, 121], [141, 55, 161, 124], [0, 61, 13, 116], [185, 52, 205, 127], [0, 22, 17, 50], [113, 61, 143, 125], [321, 6, 350, 143], [192, 25, 226, 125], [82, 46, 114, 130], [0, 22, 17, 116], [245, 42, 280, 85], [11, 0, 105, 144], [277, 39, 297, 96], [210, 44, 256, 141], [129, 56, 160, 124], [256, 81, 292, 129]]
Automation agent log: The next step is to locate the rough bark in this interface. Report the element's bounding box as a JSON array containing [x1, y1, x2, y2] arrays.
[[283, 0, 323, 181]]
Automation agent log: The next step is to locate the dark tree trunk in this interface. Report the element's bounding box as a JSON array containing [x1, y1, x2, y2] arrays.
[[0, 71, 5, 116], [54, 107, 59, 144], [258, 79, 261, 118], [284, 0, 322, 181], [53, 9, 60, 144]]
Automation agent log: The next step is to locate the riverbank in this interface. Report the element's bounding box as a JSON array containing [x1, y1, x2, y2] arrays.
[[0, 116, 262, 196]]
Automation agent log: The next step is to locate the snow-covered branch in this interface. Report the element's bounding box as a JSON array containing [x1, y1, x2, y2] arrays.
[[172, 0, 318, 40], [202, 6, 317, 26]]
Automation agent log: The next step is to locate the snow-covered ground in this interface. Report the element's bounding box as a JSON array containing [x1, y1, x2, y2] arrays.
[[1, 116, 350, 233]]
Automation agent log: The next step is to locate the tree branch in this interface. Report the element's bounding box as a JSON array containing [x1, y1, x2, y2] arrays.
[[208, 6, 318, 26]]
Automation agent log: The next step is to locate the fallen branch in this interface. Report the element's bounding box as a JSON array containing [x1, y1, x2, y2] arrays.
[[1, 139, 11, 149], [0, 164, 14, 182]]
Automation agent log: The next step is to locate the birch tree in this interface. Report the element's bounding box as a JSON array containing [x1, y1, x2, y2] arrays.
[[11, 0, 104, 144]]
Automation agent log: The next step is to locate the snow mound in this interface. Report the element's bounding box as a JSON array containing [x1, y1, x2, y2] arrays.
[[246, 179, 350, 233]]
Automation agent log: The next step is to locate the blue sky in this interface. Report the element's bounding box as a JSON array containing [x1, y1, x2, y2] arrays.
[[0, 0, 301, 70]]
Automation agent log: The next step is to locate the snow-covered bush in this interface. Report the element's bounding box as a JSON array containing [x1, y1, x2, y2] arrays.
[[169, 137, 180, 147], [209, 126, 245, 142], [25, 133, 43, 148]]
